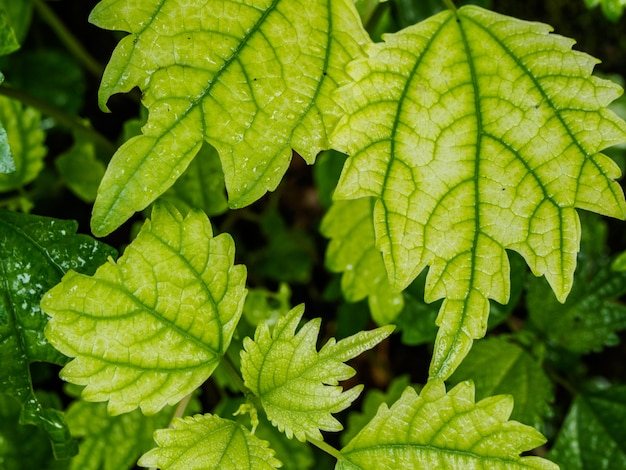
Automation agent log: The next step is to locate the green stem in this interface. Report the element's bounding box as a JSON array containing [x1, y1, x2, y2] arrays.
[[308, 437, 343, 462], [443, 0, 457, 12], [33, 0, 105, 78], [0, 84, 117, 156]]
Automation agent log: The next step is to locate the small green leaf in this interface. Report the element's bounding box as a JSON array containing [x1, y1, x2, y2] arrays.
[[242, 283, 291, 328], [42, 203, 247, 415], [0, 0, 33, 44], [527, 262, 626, 354], [241, 304, 393, 441], [448, 337, 553, 429], [55, 139, 105, 203], [549, 385, 626, 469], [89, 0, 369, 236], [0, 95, 46, 191], [332, 5, 626, 380], [338, 380, 557, 469], [0, 210, 116, 458], [159, 143, 228, 217], [65, 399, 174, 470], [138, 414, 281, 470], [0, 8, 19, 56], [321, 198, 404, 325]]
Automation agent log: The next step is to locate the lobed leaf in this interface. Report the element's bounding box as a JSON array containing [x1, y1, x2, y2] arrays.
[[0, 210, 115, 458], [332, 5, 626, 380], [337, 380, 557, 469], [241, 304, 393, 441], [42, 203, 247, 415], [549, 385, 626, 469], [138, 414, 281, 470], [89, 0, 369, 236]]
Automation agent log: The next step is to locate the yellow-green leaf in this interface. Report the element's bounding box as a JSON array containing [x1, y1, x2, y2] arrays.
[[89, 0, 369, 236], [332, 5, 626, 379], [42, 203, 247, 415]]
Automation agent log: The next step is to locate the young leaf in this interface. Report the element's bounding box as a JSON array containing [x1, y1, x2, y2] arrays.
[[0, 8, 19, 56], [448, 337, 553, 429], [338, 380, 557, 469], [42, 203, 247, 415], [241, 304, 393, 441], [0, 0, 32, 44], [55, 139, 105, 203], [0, 95, 46, 191], [321, 198, 404, 324], [549, 385, 626, 469], [527, 262, 626, 354], [331, 5, 626, 380], [65, 399, 173, 470], [138, 414, 281, 470], [89, 0, 370, 236], [0, 210, 115, 458]]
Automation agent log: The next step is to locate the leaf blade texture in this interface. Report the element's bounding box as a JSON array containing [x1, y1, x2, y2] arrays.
[[241, 304, 393, 441], [138, 414, 281, 470], [89, 0, 369, 236], [42, 203, 247, 415], [549, 385, 626, 469], [0, 210, 116, 458], [337, 380, 557, 470], [331, 5, 626, 380]]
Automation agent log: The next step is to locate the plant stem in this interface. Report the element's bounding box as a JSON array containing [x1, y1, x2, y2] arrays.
[[0, 84, 117, 156], [308, 437, 344, 462], [32, 0, 104, 78], [443, 0, 457, 12]]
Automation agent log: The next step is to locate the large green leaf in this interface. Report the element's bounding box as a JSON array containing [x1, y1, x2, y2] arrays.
[[337, 380, 557, 469], [0, 94, 46, 190], [138, 414, 281, 470], [241, 304, 393, 441], [42, 203, 247, 415], [331, 5, 626, 380], [448, 337, 553, 429], [0, 210, 116, 458], [89, 0, 369, 236], [549, 385, 626, 469]]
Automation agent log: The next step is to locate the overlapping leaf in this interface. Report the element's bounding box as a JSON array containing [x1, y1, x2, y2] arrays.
[[138, 414, 281, 470], [42, 203, 247, 415], [332, 5, 626, 380], [0, 210, 115, 458], [549, 385, 626, 469], [55, 139, 105, 203], [321, 198, 404, 324], [241, 304, 393, 441], [89, 0, 370, 236], [337, 380, 557, 469]]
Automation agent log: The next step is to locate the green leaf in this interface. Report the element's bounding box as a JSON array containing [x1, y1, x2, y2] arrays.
[[89, 0, 369, 236], [0, 210, 116, 458], [337, 380, 557, 470], [242, 283, 291, 328], [241, 304, 393, 441], [42, 203, 247, 415], [65, 399, 173, 470], [0, 0, 33, 44], [159, 143, 228, 217], [0, 95, 46, 191], [321, 198, 404, 325], [331, 5, 626, 380], [527, 261, 626, 354], [138, 414, 281, 470], [549, 385, 626, 469], [448, 337, 553, 429], [55, 139, 105, 203]]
